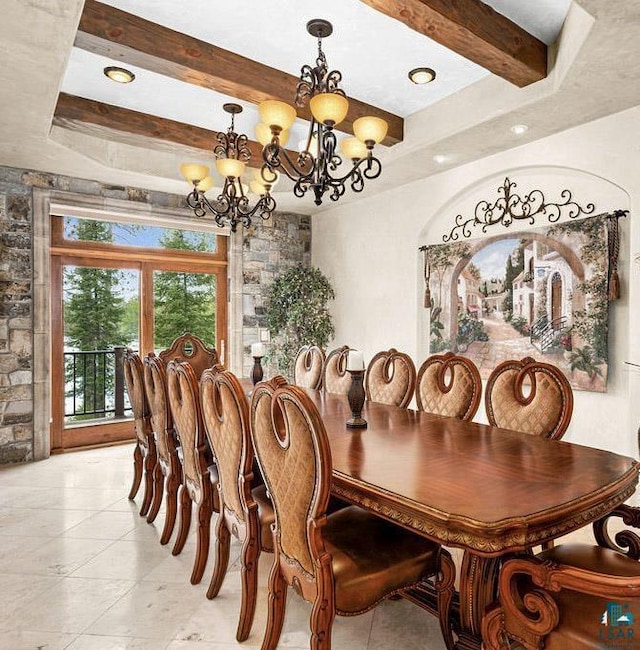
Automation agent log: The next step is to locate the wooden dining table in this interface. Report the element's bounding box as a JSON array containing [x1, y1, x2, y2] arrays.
[[288, 388, 639, 650]]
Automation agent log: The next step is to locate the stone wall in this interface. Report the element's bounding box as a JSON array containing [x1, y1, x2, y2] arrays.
[[0, 182, 33, 463], [241, 213, 311, 378], [0, 165, 310, 464]]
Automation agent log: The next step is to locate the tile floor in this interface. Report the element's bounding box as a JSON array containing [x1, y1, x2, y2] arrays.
[[0, 444, 454, 650]]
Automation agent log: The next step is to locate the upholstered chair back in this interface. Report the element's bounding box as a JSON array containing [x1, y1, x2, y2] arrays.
[[200, 365, 250, 520], [143, 353, 174, 468], [159, 332, 219, 379], [167, 360, 207, 496], [293, 345, 325, 389], [365, 348, 416, 408], [123, 349, 151, 446], [323, 346, 352, 395], [251, 379, 330, 577], [416, 352, 482, 421], [485, 357, 573, 439]]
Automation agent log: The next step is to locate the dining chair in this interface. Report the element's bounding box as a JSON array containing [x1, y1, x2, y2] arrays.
[[416, 352, 482, 421], [482, 504, 640, 650], [250, 380, 456, 650], [365, 348, 416, 408], [485, 356, 574, 439], [142, 352, 182, 544], [123, 349, 157, 517], [166, 359, 219, 584], [322, 345, 352, 395], [293, 344, 325, 389], [200, 366, 275, 642], [159, 332, 219, 377]]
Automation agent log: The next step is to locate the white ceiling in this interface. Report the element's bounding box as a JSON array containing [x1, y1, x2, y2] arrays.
[[1, 0, 639, 216], [61, 0, 571, 138]]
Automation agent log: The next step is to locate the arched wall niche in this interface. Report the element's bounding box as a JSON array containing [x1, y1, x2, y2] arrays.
[[416, 165, 630, 363]]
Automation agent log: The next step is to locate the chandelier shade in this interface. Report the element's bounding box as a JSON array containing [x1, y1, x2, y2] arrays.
[[258, 100, 297, 132], [340, 137, 368, 160], [258, 19, 386, 206], [353, 116, 389, 145], [179, 162, 209, 184], [309, 92, 349, 126], [181, 103, 276, 232], [197, 176, 215, 193]]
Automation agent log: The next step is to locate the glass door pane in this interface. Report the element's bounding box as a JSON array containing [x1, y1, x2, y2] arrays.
[[153, 269, 217, 351], [63, 264, 139, 424]]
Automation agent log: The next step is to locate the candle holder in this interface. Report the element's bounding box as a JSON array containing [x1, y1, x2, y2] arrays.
[[346, 369, 367, 429], [251, 356, 264, 386]]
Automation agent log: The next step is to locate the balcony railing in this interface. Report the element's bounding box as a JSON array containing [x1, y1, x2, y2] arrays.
[[64, 346, 131, 419]]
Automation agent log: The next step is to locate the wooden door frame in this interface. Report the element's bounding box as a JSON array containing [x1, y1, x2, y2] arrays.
[[49, 215, 228, 452]]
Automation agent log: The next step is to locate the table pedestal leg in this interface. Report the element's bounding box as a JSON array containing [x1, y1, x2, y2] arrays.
[[455, 552, 502, 650]]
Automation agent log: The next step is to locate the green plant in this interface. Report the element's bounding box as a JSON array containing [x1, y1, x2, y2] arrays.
[[456, 311, 488, 349], [510, 316, 529, 336], [567, 345, 603, 380], [265, 266, 335, 378]]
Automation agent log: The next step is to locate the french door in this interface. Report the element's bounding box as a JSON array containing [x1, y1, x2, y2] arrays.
[[50, 216, 227, 451]]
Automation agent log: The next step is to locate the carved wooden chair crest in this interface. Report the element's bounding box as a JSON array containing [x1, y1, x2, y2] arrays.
[[250, 381, 455, 650], [416, 352, 482, 421], [365, 348, 416, 408], [293, 344, 325, 389], [123, 349, 156, 517], [482, 504, 640, 650], [485, 357, 573, 439], [323, 346, 352, 395], [159, 332, 219, 379], [142, 352, 181, 544], [166, 359, 219, 584], [200, 366, 275, 642]]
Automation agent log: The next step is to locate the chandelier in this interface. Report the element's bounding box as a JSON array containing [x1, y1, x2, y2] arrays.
[[181, 103, 278, 232], [256, 19, 388, 206]]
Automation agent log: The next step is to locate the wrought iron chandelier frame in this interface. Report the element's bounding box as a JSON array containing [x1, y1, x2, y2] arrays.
[[261, 19, 383, 206], [184, 103, 277, 232]]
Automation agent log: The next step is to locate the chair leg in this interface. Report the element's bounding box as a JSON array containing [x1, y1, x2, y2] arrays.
[[146, 463, 164, 524], [172, 485, 192, 556], [435, 551, 457, 650], [190, 497, 212, 585], [236, 531, 260, 642], [261, 561, 287, 650], [139, 447, 156, 517], [207, 514, 230, 600], [128, 444, 143, 501], [310, 591, 335, 650], [160, 471, 179, 546]]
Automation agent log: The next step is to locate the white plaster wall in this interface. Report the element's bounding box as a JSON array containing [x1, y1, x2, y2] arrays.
[[312, 105, 640, 460]]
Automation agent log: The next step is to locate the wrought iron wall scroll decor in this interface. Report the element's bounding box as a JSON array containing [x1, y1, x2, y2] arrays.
[[443, 177, 596, 243]]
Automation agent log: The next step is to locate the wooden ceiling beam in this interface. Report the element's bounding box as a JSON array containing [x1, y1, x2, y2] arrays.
[[359, 0, 547, 87], [53, 93, 302, 166], [75, 0, 403, 145]]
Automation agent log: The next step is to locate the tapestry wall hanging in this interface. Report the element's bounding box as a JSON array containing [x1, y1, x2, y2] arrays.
[[422, 179, 626, 393]]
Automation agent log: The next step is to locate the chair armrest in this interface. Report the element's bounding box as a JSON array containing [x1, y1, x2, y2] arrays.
[[593, 503, 640, 559], [482, 551, 640, 650]]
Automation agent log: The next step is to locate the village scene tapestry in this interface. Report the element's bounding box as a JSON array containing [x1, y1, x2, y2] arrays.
[[425, 213, 611, 392]]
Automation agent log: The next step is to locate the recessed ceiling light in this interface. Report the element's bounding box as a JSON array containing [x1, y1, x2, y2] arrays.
[[408, 67, 436, 85], [103, 66, 135, 84], [433, 154, 447, 164], [510, 124, 529, 135]]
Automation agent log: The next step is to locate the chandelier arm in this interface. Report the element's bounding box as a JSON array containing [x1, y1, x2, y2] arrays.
[[319, 154, 382, 185], [263, 143, 316, 182]]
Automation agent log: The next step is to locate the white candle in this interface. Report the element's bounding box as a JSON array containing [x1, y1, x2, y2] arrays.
[[346, 350, 364, 371], [251, 342, 265, 357]]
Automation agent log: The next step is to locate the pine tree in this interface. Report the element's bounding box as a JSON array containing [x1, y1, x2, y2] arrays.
[[64, 219, 127, 417], [153, 229, 217, 349]]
